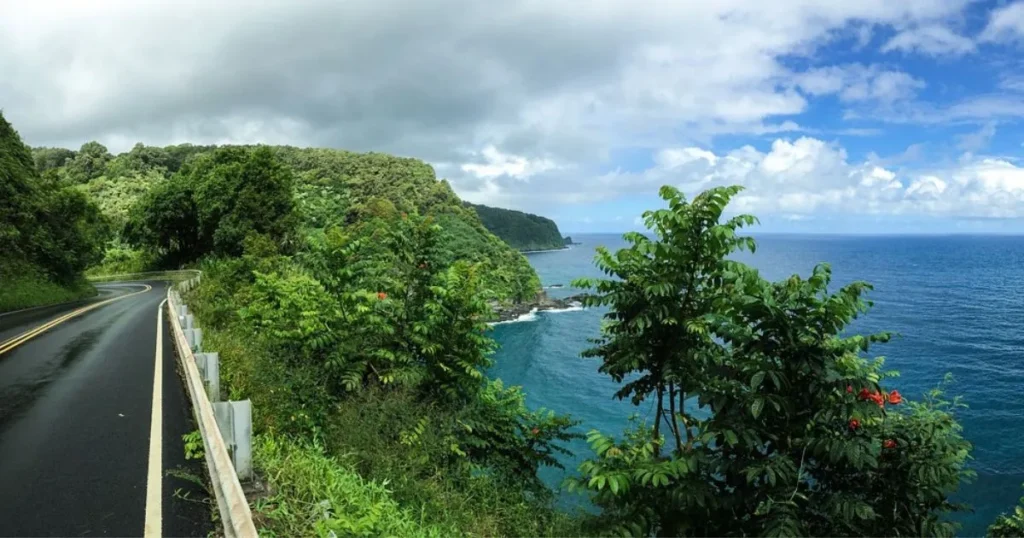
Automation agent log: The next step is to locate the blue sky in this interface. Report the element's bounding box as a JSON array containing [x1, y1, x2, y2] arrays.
[[4, 0, 1024, 234]]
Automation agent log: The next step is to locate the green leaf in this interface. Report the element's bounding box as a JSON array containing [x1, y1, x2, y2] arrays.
[[751, 398, 765, 419]]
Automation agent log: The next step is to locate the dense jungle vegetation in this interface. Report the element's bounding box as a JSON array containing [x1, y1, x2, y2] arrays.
[[468, 202, 568, 251], [0, 113, 106, 312], [8, 107, 1024, 535]]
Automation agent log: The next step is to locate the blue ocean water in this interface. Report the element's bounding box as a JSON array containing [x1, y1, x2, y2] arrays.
[[489, 233, 1024, 536]]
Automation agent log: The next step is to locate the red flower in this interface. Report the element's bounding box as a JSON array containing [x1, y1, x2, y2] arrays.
[[883, 439, 896, 449], [849, 418, 861, 430], [870, 392, 885, 408], [887, 390, 902, 405], [846, 385, 854, 394], [859, 388, 884, 407], [377, 292, 387, 300], [531, 428, 540, 435]]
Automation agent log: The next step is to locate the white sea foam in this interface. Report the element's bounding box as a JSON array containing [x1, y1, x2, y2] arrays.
[[488, 305, 584, 325], [489, 308, 539, 325], [542, 305, 583, 314]]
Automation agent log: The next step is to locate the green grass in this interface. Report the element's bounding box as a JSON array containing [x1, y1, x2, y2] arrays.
[[253, 434, 456, 537], [0, 268, 97, 313]]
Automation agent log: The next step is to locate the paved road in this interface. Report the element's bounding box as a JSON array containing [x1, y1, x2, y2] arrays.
[[0, 282, 212, 537]]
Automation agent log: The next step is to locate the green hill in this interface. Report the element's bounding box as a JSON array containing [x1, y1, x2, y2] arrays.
[[37, 142, 540, 303], [0, 113, 105, 312], [467, 203, 567, 251]]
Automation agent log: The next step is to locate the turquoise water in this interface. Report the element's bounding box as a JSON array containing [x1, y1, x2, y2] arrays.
[[489, 233, 1024, 535]]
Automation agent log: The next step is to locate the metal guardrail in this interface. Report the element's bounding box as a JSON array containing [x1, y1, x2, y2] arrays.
[[167, 273, 258, 538], [87, 270, 201, 284]]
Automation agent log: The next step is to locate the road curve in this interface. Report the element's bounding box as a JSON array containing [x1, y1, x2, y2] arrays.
[[0, 282, 212, 537]]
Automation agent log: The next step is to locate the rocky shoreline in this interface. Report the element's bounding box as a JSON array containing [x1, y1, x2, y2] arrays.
[[489, 290, 589, 322]]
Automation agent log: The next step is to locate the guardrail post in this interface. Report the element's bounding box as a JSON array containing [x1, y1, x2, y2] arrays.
[[213, 400, 253, 481], [195, 352, 221, 402], [185, 328, 203, 352]]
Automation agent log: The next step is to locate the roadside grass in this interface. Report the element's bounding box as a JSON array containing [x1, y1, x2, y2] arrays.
[[0, 270, 96, 314]]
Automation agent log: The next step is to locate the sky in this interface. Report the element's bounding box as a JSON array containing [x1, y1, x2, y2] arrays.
[[4, 1, 1024, 234]]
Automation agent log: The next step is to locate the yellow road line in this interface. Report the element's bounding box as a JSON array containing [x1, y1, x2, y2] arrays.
[[144, 298, 167, 538], [0, 284, 152, 356]]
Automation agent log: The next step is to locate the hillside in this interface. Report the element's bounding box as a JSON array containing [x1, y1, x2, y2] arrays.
[[37, 142, 541, 303], [467, 203, 567, 251], [0, 114, 105, 312]]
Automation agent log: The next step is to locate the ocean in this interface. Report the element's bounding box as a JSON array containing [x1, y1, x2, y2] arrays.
[[488, 233, 1024, 536]]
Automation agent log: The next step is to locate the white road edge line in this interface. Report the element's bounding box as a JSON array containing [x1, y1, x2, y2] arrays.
[[144, 298, 167, 538]]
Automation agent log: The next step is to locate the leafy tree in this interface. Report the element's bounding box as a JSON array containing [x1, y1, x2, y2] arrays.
[[105, 143, 171, 177], [990, 488, 1024, 537], [569, 185, 973, 537], [29, 177, 108, 282], [0, 113, 41, 260], [127, 146, 296, 265], [124, 176, 201, 267], [0, 113, 107, 285], [77, 168, 163, 232], [32, 147, 76, 173], [64, 141, 112, 183]]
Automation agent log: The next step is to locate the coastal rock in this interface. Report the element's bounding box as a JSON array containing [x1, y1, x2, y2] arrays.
[[489, 291, 589, 322]]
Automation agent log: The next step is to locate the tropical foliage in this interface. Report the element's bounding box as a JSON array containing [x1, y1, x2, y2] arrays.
[[16, 109, 1003, 536], [569, 186, 975, 537], [0, 113, 106, 311]]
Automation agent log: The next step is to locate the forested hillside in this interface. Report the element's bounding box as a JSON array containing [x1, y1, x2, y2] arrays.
[[38, 141, 541, 304], [14, 131, 572, 534], [468, 202, 568, 251], [0, 113, 106, 312]]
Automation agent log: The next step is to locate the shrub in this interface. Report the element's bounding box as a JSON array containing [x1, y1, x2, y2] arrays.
[[253, 434, 453, 537], [569, 186, 974, 537]]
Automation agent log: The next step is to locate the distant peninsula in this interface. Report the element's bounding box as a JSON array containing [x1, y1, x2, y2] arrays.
[[467, 203, 571, 252]]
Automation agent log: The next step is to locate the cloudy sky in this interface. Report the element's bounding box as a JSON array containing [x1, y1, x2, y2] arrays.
[[4, 0, 1024, 234]]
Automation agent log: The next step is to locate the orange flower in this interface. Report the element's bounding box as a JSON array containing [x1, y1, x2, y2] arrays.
[[859, 388, 884, 407], [888, 390, 902, 405], [377, 292, 387, 300], [531, 428, 540, 435], [849, 418, 860, 430], [870, 391, 885, 408], [883, 439, 896, 449]]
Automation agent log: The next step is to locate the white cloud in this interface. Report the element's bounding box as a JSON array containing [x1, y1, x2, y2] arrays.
[[585, 136, 1024, 219], [981, 2, 1024, 43], [5, 0, 1015, 223], [460, 145, 558, 180], [957, 122, 997, 151], [794, 64, 925, 103], [881, 25, 975, 55]]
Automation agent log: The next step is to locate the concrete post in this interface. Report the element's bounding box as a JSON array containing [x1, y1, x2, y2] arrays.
[[213, 400, 253, 481], [185, 314, 194, 330]]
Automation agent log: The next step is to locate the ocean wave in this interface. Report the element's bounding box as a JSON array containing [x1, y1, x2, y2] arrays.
[[488, 305, 585, 325], [489, 308, 539, 325], [543, 305, 583, 314]]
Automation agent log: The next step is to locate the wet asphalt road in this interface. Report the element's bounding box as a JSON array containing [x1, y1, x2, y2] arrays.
[[0, 282, 212, 537]]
